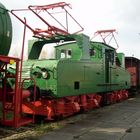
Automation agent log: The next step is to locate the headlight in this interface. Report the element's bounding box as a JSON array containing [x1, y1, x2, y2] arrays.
[[32, 67, 50, 79], [42, 71, 49, 79], [41, 68, 50, 79]]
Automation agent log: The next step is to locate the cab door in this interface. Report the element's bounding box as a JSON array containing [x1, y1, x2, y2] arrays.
[[105, 49, 114, 91], [105, 50, 110, 83]]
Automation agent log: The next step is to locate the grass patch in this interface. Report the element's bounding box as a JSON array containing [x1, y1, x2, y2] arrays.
[[35, 122, 63, 135], [0, 122, 64, 140]]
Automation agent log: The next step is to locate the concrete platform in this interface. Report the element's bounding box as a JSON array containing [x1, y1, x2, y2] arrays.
[[36, 95, 140, 140]]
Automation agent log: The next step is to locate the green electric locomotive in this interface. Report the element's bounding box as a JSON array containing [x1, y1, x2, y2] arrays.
[[20, 34, 130, 97], [0, 2, 131, 126], [7, 33, 130, 119]]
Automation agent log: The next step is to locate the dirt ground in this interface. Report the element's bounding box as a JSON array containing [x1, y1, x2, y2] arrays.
[[0, 112, 87, 140]]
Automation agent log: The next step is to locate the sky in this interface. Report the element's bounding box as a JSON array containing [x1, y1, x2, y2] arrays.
[[1, 0, 140, 59]]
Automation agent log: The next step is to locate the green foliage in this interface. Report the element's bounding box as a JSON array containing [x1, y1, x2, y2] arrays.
[[35, 122, 62, 134]]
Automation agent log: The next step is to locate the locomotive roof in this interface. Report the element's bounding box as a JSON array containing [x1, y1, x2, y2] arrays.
[[32, 34, 117, 51], [36, 34, 76, 44], [92, 41, 116, 50]]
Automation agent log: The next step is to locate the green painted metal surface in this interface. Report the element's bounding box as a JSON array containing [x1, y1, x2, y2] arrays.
[[0, 3, 12, 55], [117, 53, 125, 68], [18, 60, 58, 97], [57, 60, 105, 97]]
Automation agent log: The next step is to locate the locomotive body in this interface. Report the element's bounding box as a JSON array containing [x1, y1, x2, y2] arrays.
[[8, 34, 130, 100]]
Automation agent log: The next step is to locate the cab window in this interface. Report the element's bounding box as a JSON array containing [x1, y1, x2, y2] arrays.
[[90, 48, 96, 56], [61, 49, 72, 59]]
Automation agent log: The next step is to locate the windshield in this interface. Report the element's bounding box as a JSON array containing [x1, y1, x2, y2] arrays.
[[39, 43, 56, 60], [39, 41, 75, 60]]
